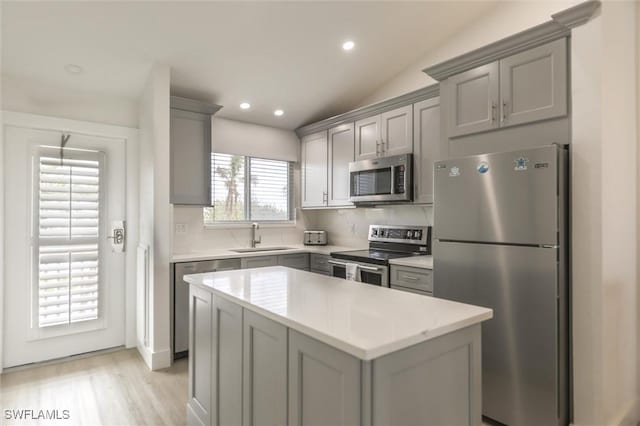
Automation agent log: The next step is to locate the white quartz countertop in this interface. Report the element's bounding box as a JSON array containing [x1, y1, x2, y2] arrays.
[[388, 255, 433, 269], [171, 244, 361, 263], [184, 266, 492, 360]]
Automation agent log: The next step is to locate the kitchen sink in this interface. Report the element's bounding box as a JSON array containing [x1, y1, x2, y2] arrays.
[[230, 246, 294, 253]]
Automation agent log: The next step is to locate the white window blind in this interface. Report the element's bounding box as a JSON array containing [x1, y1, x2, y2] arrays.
[[205, 153, 292, 223], [36, 150, 102, 328]]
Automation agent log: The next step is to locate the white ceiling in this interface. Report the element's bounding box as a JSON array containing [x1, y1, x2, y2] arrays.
[[2, 1, 498, 129]]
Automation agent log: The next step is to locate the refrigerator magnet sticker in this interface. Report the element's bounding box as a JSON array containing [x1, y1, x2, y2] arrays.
[[514, 157, 529, 171], [477, 162, 489, 174], [449, 166, 460, 177]]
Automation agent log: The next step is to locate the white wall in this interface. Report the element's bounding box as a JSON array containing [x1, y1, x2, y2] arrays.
[[137, 65, 172, 370], [358, 0, 581, 106], [571, 2, 638, 425], [1, 74, 138, 128]]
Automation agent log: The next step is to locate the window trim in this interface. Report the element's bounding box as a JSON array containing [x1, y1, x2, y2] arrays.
[[204, 153, 294, 225]]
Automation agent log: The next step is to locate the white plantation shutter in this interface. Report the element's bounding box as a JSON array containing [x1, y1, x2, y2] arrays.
[[36, 149, 102, 328]]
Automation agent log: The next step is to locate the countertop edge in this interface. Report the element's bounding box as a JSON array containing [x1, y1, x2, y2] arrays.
[[185, 277, 492, 361]]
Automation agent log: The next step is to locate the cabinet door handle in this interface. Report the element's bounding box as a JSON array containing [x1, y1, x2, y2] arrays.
[[375, 140, 380, 156], [491, 103, 497, 122], [501, 100, 508, 123]]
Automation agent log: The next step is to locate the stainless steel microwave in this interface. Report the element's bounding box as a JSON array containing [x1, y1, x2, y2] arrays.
[[349, 153, 413, 204]]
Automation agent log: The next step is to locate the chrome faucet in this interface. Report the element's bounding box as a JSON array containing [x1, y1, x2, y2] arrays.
[[251, 222, 261, 248]]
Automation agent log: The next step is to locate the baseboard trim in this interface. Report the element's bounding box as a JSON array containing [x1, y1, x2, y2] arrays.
[[136, 341, 171, 371]]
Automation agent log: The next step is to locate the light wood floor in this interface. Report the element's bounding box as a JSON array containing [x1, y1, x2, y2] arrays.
[[0, 349, 188, 426]]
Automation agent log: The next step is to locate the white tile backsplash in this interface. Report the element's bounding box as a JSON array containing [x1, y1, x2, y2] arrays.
[[172, 204, 432, 254], [313, 205, 433, 246]]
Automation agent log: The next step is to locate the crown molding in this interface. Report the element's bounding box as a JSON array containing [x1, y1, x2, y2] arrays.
[[423, 0, 600, 82], [295, 84, 439, 138]]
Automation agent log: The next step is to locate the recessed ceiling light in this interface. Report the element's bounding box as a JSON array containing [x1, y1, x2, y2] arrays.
[[64, 64, 83, 74], [274, 109, 284, 117], [342, 40, 355, 51], [240, 102, 251, 110]]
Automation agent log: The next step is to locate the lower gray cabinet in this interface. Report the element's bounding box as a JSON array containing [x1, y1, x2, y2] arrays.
[[243, 310, 288, 426], [241, 256, 278, 269], [309, 253, 331, 275], [288, 330, 361, 426], [277, 253, 310, 271], [211, 297, 243, 426]]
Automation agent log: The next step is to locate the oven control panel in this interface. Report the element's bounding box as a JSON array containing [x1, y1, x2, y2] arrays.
[[368, 225, 431, 245]]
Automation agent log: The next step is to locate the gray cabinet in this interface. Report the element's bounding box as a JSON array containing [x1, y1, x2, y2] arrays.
[[499, 38, 567, 127], [301, 131, 328, 208], [446, 63, 499, 138], [380, 105, 413, 157], [243, 311, 288, 426], [241, 256, 278, 269], [390, 265, 433, 295], [309, 253, 331, 276], [412, 97, 441, 204], [355, 106, 413, 160], [445, 39, 567, 138], [327, 123, 354, 207], [187, 285, 213, 426], [288, 330, 361, 426], [211, 297, 243, 426], [170, 97, 221, 205], [354, 115, 380, 160], [277, 253, 309, 271]]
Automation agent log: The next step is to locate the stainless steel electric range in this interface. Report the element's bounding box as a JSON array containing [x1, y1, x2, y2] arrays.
[[329, 224, 431, 286]]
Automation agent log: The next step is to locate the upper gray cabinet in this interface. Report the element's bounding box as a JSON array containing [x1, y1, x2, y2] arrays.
[[327, 123, 355, 207], [355, 105, 413, 160], [413, 97, 441, 204], [354, 115, 380, 160], [301, 130, 328, 208], [170, 96, 222, 205], [446, 63, 499, 138], [444, 38, 567, 138], [380, 105, 413, 157], [499, 38, 567, 127]]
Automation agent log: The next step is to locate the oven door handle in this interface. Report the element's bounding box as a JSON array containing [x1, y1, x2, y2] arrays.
[[328, 259, 382, 272]]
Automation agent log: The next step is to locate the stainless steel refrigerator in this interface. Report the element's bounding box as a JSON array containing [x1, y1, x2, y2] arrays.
[[433, 145, 569, 426]]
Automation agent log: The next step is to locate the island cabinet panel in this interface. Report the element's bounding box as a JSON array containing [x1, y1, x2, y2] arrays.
[[288, 330, 361, 426], [243, 310, 288, 426], [187, 286, 213, 426], [211, 297, 243, 426], [371, 324, 482, 426]]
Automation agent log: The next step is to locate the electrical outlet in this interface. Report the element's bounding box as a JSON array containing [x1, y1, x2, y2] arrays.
[[175, 223, 187, 234]]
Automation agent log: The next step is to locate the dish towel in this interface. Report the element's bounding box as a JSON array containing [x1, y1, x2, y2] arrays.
[[345, 263, 360, 282]]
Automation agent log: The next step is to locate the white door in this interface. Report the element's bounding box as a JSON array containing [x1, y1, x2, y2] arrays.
[[380, 105, 413, 157], [3, 126, 126, 368], [300, 131, 328, 208]]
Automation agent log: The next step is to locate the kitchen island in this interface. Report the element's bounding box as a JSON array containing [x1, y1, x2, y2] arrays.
[[184, 266, 492, 426]]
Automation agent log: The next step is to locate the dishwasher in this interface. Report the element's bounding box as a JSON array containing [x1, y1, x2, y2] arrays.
[[173, 258, 241, 359]]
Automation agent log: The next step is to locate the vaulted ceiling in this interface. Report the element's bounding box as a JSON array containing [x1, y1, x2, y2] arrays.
[[2, 1, 498, 129]]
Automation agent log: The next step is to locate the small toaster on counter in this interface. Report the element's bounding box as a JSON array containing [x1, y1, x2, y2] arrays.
[[303, 230, 327, 245]]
